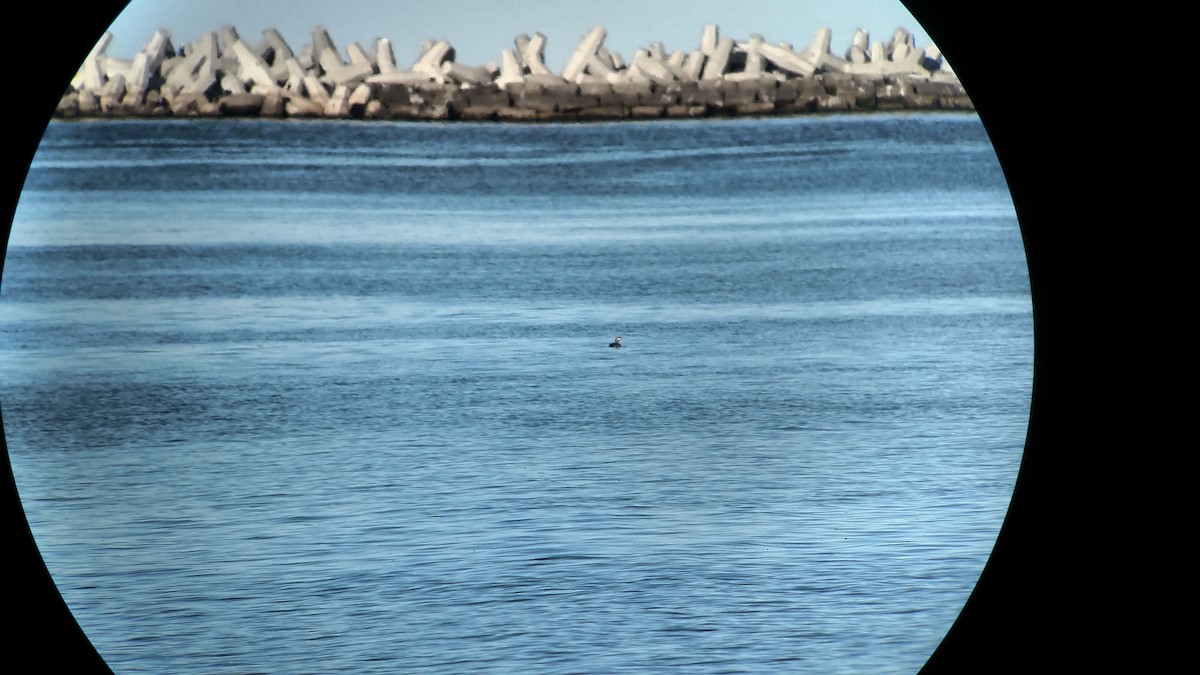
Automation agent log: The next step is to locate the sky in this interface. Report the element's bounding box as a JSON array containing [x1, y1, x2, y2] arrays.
[[93, 0, 936, 72]]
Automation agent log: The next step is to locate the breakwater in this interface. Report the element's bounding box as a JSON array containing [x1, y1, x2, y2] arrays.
[[55, 24, 972, 122]]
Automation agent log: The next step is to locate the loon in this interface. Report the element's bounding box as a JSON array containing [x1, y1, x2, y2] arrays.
[[608, 336, 623, 348]]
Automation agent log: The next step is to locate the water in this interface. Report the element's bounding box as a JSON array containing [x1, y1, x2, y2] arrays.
[[2, 114, 1031, 674]]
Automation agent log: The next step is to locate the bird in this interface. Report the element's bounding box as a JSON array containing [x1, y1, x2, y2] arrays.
[[608, 336, 623, 348]]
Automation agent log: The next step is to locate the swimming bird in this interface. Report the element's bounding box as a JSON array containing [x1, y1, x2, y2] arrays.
[[608, 336, 623, 348]]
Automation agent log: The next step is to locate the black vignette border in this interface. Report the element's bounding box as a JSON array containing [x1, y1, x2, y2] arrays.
[[905, 0, 1136, 672], [4, 3, 130, 672], [4, 0, 1116, 672]]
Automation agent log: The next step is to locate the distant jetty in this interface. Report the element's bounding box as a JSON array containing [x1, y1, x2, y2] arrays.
[[55, 24, 972, 122]]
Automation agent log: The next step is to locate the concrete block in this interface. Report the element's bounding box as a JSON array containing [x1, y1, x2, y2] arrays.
[[664, 104, 706, 118], [348, 82, 373, 106], [144, 29, 174, 67], [102, 57, 132, 83], [796, 27, 850, 73], [260, 88, 285, 116], [682, 50, 706, 80], [303, 74, 330, 103], [519, 33, 554, 76], [496, 49, 525, 87], [284, 96, 324, 117], [180, 70, 219, 98], [722, 78, 776, 106], [347, 83, 373, 117], [412, 40, 453, 82], [370, 82, 414, 106], [296, 47, 315, 71], [100, 98, 139, 117], [562, 26, 606, 82], [596, 47, 618, 70], [347, 42, 375, 69], [731, 100, 776, 116], [408, 83, 466, 115], [663, 50, 691, 81], [367, 71, 436, 87], [71, 31, 112, 91], [263, 29, 294, 62], [630, 52, 675, 85], [363, 99, 387, 119], [372, 102, 415, 119], [608, 50, 627, 71], [282, 58, 306, 93], [701, 37, 733, 79], [221, 72, 246, 94], [628, 105, 664, 119], [494, 106, 540, 122], [463, 84, 510, 107], [722, 70, 786, 83], [459, 105, 504, 121], [836, 76, 877, 108], [163, 49, 208, 90], [886, 28, 916, 59], [218, 92, 265, 116], [577, 80, 612, 98], [324, 84, 352, 117], [640, 83, 678, 107], [231, 39, 279, 88], [55, 92, 79, 117], [218, 25, 241, 53], [609, 81, 649, 106], [880, 74, 966, 109], [849, 29, 870, 54], [123, 53, 153, 103], [775, 77, 826, 112], [758, 41, 818, 77], [77, 91, 101, 116], [799, 28, 833, 66], [442, 61, 492, 85], [583, 53, 622, 83], [312, 26, 343, 66], [701, 25, 719, 55], [819, 52, 853, 74], [158, 56, 188, 86], [512, 89, 564, 113], [663, 81, 701, 106], [695, 79, 725, 106], [624, 56, 650, 84], [742, 35, 766, 74], [99, 72, 126, 101], [921, 44, 946, 73], [173, 32, 220, 94], [376, 38, 398, 73], [846, 43, 870, 65], [575, 105, 628, 121], [516, 73, 569, 91], [320, 50, 375, 85]]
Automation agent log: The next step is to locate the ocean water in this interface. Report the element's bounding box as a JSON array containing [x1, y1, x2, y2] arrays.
[[3, 114, 1032, 674]]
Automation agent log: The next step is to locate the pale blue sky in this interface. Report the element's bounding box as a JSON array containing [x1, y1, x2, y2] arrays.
[[97, 0, 936, 70]]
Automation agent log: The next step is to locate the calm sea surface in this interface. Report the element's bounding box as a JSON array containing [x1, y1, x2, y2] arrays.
[[3, 114, 1031, 674]]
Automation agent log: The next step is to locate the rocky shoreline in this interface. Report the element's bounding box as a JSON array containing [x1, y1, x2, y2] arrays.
[[54, 24, 972, 122]]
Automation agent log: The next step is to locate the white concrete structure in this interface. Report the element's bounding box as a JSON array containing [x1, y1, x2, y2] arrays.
[[562, 27, 606, 83], [72, 31, 113, 91], [701, 37, 734, 79], [56, 21, 966, 119]]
